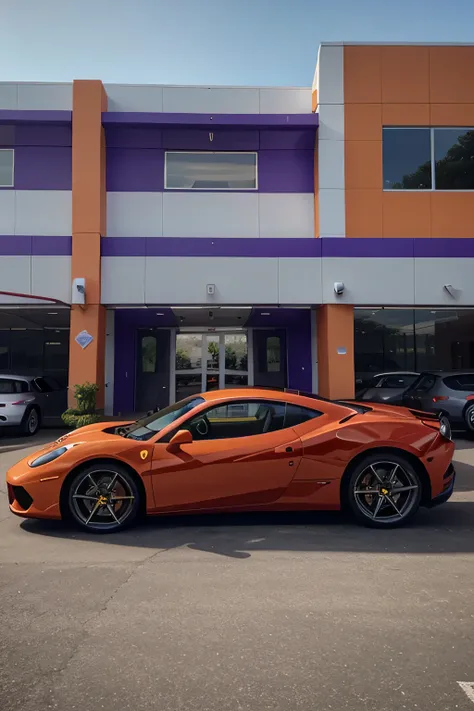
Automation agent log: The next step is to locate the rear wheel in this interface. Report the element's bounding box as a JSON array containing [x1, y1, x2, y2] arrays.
[[464, 404, 474, 433], [345, 453, 422, 529], [21, 408, 40, 436], [66, 463, 141, 533]]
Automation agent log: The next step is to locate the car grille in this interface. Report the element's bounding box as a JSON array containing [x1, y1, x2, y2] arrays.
[[12, 486, 33, 511]]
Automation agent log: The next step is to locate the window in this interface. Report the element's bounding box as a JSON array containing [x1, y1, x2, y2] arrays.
[[0, 379, 28, 394], [383, 128, 474, 191], [0, 345, 9, 370], [378, 375, 418, 389], [409, 374, 438, 393], [125, 397, 205, 441], [266, 336, 281, 372], [443, 374, 474, 391], [434, 129, 474, 190], [33, 377, 54, 393], [165, 152, 257, 190], [0, 149, 14, 187], [383, 129, 431, 190], [141, 335, 157, 373], [182, 399, 321, 441]]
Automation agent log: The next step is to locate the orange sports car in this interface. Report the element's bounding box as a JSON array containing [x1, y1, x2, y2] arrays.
[[6, 388, 455, 533]]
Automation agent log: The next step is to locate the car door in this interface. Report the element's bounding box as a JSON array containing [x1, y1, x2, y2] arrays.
[[149, 399, 306, 512]]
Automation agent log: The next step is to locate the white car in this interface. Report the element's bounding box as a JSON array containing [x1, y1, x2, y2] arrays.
[[0, 375, 67, 436]]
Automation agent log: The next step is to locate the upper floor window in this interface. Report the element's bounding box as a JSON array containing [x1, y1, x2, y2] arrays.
[[383, 128, 474, 190], [0, 149, 14, 187], [383, 128, 474, 191], [165, 151, 258, 190]]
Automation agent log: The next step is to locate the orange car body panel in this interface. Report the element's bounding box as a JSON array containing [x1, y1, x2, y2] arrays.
[[5, 389, 455, 521]]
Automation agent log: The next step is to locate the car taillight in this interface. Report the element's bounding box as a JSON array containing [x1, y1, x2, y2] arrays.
[[10, 399, 34, 406], [466, 395, 474, 401], [432, 396, 448, 403]]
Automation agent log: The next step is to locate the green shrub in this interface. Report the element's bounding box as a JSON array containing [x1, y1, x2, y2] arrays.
[[62, 382, 102, 429]]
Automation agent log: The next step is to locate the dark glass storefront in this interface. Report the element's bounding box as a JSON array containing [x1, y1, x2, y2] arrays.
[[355, 309, 474, 386]]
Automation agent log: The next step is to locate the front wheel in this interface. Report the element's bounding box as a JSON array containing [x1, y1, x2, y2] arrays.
[[65, 463, 141, 533], [22, 408, 40, 436], [345, 453, 422, 529], [464, 404, 474, 434]]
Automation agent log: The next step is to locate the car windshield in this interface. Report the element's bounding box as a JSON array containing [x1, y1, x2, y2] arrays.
[[123, 397, 205, 442]]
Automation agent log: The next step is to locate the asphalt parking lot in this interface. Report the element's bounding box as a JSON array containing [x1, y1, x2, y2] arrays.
[[1, 431, 474, 710]]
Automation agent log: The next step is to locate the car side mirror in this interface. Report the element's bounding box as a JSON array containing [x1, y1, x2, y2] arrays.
[[167, 429, 193, 452]]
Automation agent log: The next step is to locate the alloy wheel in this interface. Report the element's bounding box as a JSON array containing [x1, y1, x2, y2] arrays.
[[27, 410, 38, 434], [352, 460, 420, 524], [70, 469, 136, 530]]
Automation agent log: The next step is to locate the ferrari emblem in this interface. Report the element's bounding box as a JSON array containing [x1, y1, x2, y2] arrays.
[[140, 450, 149, 461]]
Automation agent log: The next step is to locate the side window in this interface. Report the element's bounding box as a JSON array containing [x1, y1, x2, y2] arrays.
[[382, 375, 416, 389], [444, 375, 474, 391], [33, 377, 53, 393], [183, 400, 320, 441], [415, 374, 437, 392], [141, 335, 157, 373]]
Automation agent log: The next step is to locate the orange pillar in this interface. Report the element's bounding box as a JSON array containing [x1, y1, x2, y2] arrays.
[[317, 305, 355, 400], [68, 80, 108, 409]]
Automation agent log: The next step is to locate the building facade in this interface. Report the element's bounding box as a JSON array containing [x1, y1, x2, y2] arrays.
[[1, 43, 474, 415]]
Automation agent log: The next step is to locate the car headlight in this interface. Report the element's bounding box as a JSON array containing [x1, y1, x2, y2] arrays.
[[439, 416, 452, 441], [29, 443, 77, 468]]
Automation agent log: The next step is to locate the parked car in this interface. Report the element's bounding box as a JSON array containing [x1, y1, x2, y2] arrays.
[[0, 375, 67, 436], [401, 371, 474, 432], [356, 372, 419, 405], [7, 387, 455, 532]]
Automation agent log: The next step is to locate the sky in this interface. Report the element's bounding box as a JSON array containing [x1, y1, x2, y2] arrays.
[[1, 0, 473, 87]]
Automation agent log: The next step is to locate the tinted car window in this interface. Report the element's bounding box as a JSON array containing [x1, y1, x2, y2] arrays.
[[0, 379, 28, 394], [380, 375, 418, 389], [182, 400, 321, 441], [33, 377, 53, 393], [410, 374, 438, 392], [443, 374, 474, 391], [42, 376, 62, 391]]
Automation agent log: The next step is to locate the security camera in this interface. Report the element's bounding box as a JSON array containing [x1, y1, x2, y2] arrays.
[[334, 281, 345, 296]]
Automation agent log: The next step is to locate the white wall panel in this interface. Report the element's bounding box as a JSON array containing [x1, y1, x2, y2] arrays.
[[317, 104, 345, 142], [163, 87, 260, 114], [319, 189, 345, 237], [317, 45, 344, 105], [163, 192, 259, 238], [17, 83, 72, 110], [105, 84, 163, 112], [0, 83, 17, 109], [259, 194, 314, 238], [318, 140, 345, 190], [278, 259, 322, 304], [31, 256, 71, 303], [415, 258, 474, 306], [322, 257, 415, 305], [107, 192, 163, 237], [15, 191, 72, 236], [259, 88, 312, 114], [0, 256, 31, 303], [144, 257, 278, 304], [101, 257, 146, 304], [0, 191, 15, 234]]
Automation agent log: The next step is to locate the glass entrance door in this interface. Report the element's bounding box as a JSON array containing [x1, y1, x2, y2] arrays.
[[174, 332, 249, 402]]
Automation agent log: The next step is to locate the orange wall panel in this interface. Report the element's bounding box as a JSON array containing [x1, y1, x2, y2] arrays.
[[69, 306, 106, 409], [71, 233, 101, 305], [430, 104, 474, 126], [381, 46, 430, 104], [345, 140, 382, 190], [430, 46, 474, 104], [345, 189, 383, 238], [344, 103, 382, 141], [312, 89, 318, 112], [382, 104, 430, 126], [382, 192, 431, 238], [431, 193, 474, 238], [344, 46, 382, 104]]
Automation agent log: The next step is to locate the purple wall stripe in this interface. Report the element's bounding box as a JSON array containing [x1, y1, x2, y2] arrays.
[[105, 146, 313, 193], [103, 112, 319, 128], [101, 237, 474, 259], [101, 237, 321, 258], [0, 111, 71, 124], [0, 236, 72, 256], [320, 238, 474, 258]]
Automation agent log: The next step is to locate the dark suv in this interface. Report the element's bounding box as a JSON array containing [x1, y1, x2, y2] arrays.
[[401, 371, 474, 432]]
